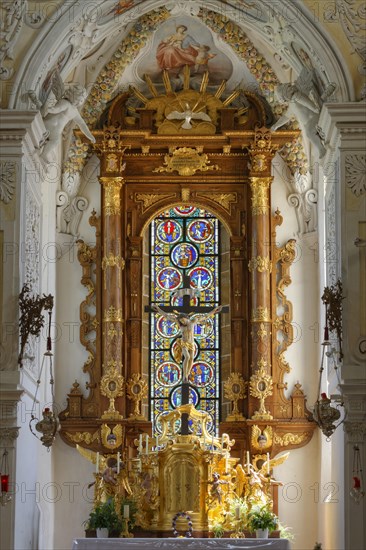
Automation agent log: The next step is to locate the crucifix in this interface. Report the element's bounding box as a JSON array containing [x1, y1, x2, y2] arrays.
[[146, 275, 228, 434]]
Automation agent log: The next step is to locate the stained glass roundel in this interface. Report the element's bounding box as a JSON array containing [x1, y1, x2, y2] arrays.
[[171, 243, 198, 269], [156, 316, 180, 338], [187, 219, 214, 243], [157, 267, 182, 290], [173, 206, 196, 216], [170, 385, 200, 408], [157, 219, 182, 244], [192, 315, 214, 339], [189, 266, 213, 289], [156, 362, 182, 386], [189, 361, 214, 387]]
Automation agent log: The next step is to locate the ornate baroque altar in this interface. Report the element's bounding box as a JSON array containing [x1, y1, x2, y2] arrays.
[[59, 69, 316, 536]]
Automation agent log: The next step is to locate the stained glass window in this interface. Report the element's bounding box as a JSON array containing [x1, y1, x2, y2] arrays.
[[149, 206, 220, 435]]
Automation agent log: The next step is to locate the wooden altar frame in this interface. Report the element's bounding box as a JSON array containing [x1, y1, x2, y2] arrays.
[[59, 88, 316, 471]]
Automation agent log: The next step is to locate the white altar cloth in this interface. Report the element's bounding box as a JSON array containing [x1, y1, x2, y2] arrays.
[[72, 538, 291, 550]]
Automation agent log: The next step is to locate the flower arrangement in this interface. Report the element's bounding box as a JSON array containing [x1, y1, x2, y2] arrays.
[[247, 504, 278, 532], [172, 511, 193, 538]]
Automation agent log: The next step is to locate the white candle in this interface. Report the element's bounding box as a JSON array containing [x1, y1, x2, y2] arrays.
[[267, 453, 270, 475], [156, 435, 159, 450], [146, 434, 149, 454], [235, 506, 240, 520], [138, 459, 142, 473], [139, 434, 143, 453], [123, 504, 130, 519], [117, 452, 120, 474], [96, 452, 99, 474], [225, 456, 229, 472], [246, 451, 250, 474]]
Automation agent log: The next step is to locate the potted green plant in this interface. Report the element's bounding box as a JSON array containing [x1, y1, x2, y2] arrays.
[[85, 498, 122, 538], [211, 522, 225, 538], [248, 504, 278, 539]]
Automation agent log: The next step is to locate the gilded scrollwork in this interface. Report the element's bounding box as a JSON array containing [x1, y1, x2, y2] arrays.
[[134, 192, 176, 213], [196, 191, 237, 213], [248, 255, 272, 273], [273, 432, 308, 446], [65, 431, 99, 445]]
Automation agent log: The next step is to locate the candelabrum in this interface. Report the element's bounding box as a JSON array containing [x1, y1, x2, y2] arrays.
[[29, 310, 59, 449], [350, 445, 365, 504], [314, 281, 346, 438], [0, 449, 11, 506], [313, 343, 345, 438]]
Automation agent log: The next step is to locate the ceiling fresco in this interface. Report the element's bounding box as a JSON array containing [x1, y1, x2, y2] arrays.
[[1, 0, 363, 201]]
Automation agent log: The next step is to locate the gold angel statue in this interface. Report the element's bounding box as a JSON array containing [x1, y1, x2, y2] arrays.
[[235, 452, 289, 508], [76, 445, 132, 506]]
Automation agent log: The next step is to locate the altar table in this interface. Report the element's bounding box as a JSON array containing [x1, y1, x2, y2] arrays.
[[72, 538, 291, 550]]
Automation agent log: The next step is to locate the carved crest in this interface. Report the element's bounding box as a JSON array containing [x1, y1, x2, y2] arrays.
[[153, 147, 220, 177]]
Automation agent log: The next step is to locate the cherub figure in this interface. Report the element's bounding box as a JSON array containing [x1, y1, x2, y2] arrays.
[[77, 446, 132, 504], [191, 44, 216, 73], [208, 472, 229, 505], [235, 452, 289, 508], [29, 71, 95, 162]]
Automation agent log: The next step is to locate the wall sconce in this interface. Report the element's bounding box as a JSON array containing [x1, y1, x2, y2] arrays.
[[0, 449, 11, 506], [313, 280, 346, 438], [29, 309, 59, 449]]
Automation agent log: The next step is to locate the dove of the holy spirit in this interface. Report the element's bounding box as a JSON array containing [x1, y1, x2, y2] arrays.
[[166, 103, 211, 129]]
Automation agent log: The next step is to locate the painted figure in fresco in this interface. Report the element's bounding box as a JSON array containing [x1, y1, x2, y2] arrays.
[[271, 48, 336, 157], [152, 304, 222, 380], [156, 25, 200, 72], [192, 44, 216, 73]]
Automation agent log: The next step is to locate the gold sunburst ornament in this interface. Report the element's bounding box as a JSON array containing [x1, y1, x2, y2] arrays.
[[250, 365, 273, 420], [224, 373, 247, 421], [100, 367, 124, 420], [126, 373, 148, 420]]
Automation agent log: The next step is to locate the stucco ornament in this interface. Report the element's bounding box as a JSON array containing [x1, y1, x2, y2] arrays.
[[29, 71, 95, 162], [271, 50, 336, 157], [42, 75, 95, 162], [345, 154, 366, 197], [0, 161, 16, 204]]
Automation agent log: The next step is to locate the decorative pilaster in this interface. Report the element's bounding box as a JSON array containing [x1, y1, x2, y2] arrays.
[[93, 128, 129, 420], [247, 128, 278, 420]]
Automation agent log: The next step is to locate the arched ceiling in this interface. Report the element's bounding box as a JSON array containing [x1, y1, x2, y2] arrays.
[[2, 0, 363, 112]]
